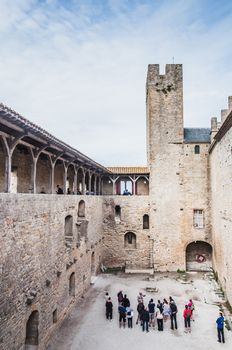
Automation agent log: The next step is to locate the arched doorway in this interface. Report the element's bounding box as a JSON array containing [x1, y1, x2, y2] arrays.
[[186, 241, 212, 271], [25, 310, 39, 347]]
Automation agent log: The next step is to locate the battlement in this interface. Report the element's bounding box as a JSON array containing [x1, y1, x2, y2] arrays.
[[221, 96, 232, 123], [146, 64, 183, 86]]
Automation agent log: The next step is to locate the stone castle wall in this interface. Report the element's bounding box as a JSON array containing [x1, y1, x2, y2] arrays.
[[0, 194, 103, 350], [102, 196, 151, 269], [210, 125, 232, 305]]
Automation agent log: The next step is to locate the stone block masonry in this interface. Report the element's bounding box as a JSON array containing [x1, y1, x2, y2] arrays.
[[0, 194, 103, 350]]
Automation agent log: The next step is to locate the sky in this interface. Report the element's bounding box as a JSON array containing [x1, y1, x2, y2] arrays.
[[0, 0, 232, 166]]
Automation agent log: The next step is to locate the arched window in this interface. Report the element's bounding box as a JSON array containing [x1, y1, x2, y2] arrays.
[[124, 232, 136, 249], [25, 311, 39, 346], [143, 214, 149, 229], [78, 200, 85, 217], [65, 215, 73, 236], [194, 145, 200, 154], [69, 272, 75, 296]]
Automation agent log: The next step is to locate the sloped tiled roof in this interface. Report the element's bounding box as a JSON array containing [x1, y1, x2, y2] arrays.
[[107, 167, 149, 174], [184, 128, 211, 143]]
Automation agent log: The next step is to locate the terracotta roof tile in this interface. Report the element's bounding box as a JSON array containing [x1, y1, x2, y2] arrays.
[[107, 166, 149, 174]]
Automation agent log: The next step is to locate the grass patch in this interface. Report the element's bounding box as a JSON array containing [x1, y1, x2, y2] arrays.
[[224, 300, 232, 314], [102, 266, 125, 274], [177, 269, 186, 274], [225, 319, 231, 331]]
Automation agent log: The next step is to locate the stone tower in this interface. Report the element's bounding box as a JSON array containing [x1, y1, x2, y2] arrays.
[[146, 64, 185, 271]]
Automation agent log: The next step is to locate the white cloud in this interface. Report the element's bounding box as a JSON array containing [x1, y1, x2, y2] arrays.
[[0, 0, 232, 165]]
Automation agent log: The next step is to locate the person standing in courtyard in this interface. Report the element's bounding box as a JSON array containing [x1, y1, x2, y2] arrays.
[[117, 290, 123, 304], [122, 294, 130, 308], [118, 303, 127, 328], [216, 312, 225, 343], [148, 298, 155, 328], [141, 307, 150, 332], [136, 300, 144, 325], [126, 306, 133, 328], [188, 299, 195, 321], [183, 305, 191, 333], [170, 300, 178, 330], [156, 308, 164, 331], [163, 298, 170, 321], [105, 297, 113, 320]]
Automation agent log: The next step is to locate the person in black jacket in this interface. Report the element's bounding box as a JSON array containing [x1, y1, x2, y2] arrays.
[[141, 307, 150, 332], [105, 297, 113, 320], [136, 301, 144, 325], [122, 294, 130, 308], [170, 300, 178, 330]]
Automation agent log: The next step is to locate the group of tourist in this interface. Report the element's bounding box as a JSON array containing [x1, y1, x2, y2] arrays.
[[104, 290, 226, 343]]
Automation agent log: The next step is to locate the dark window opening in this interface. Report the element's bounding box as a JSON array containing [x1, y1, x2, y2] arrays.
[[69, 272, 75, 296], [65, 215, 73, 236], [53, 309, 58, 324], [78, 200, 85, 217], [115, 205, 121, 219], [143, 214, 149, 229], [124, 232, 136, 249], [194, 145, 200, 154]]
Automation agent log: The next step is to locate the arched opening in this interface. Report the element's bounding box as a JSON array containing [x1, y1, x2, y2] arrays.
[[102, 176, 113, 195], [124, 232, 136, 249], [67, 164, 75, 194], [11, 144, 33, 193], [77, 167, 84, 194], [69, 272, 75, 296], [36, 153, 52, 194], [91, 251, 95, 274], [85, 171, 90, 194], [143, 214, 149, 229], [0, 138, 6, 192], [186, 241, 212, 271], [54, 159, 65, 194], [136, 176, 149, 195], [78, 200, 85, 217], [25, 310, 39, 346], [65, 215, 73, 236]]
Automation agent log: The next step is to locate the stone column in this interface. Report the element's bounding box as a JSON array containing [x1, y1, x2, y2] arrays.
[[31, 157, 37, 194], [63, 165, 68, 194], [74, 168, 77, 194], [82, 171, 86, 194], [51, 162, 55, 194], [88, 172, 92, 193], [94, 174, 97, 195]]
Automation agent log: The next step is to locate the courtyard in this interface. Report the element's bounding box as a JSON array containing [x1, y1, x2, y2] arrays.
[[46, 272, 232, 350]]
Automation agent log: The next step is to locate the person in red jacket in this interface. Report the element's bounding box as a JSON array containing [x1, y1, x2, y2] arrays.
[[183, 305, 192, 333]]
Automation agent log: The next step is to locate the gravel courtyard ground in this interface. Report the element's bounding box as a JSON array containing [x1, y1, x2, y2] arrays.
[[46, 272, 232, 350]]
